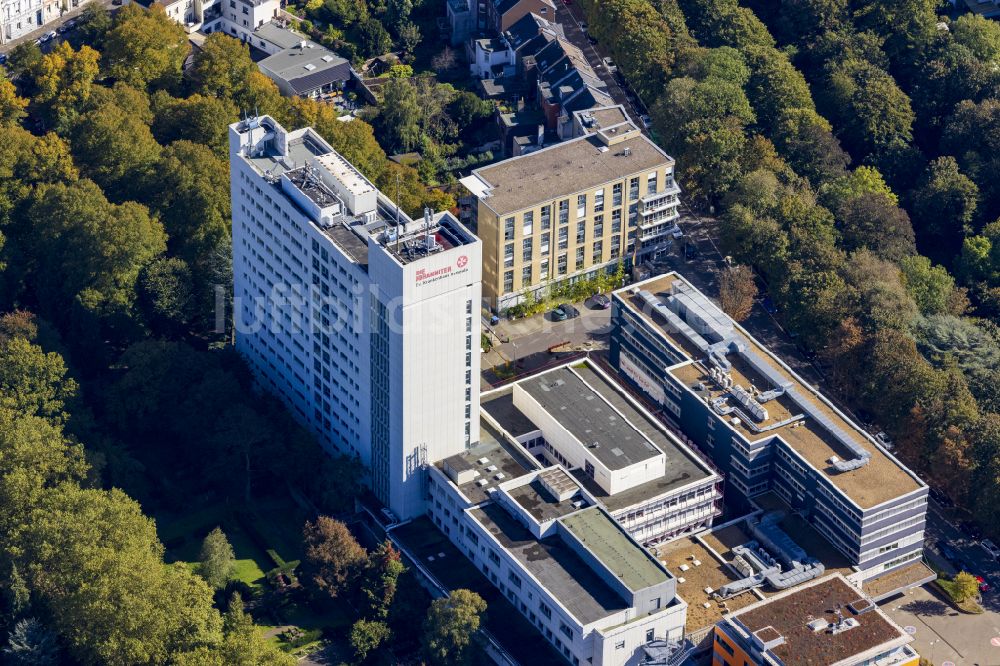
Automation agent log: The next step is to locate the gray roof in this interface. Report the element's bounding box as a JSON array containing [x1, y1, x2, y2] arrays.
[[472, 502, 628, 624], [258, 42, 352, 93], [253, 22, 305, 50], [519, 367, 662, 471]]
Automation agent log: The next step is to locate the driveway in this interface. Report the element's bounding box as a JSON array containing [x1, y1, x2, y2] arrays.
[[881, 584, 1000, 666]]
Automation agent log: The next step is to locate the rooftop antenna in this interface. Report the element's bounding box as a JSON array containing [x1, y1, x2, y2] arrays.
[[395, 173, 401, 252]]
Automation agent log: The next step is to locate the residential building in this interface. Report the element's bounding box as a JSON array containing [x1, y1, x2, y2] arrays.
[[470, 36, 515, 79], [479, 359, 722, 545], [446, 0, 475, 45], [250, 21, 303, 54], [257, 38, 354, 98], [485, 0, 555, 35], [229, 115, 481, 520], [427, 427, 690, 666], [609, 272, 930, 589], [126, 0, 279, 39], [712, 574, 920, 666], [1, 0, 87, 43], [460, 121, 680, 311]]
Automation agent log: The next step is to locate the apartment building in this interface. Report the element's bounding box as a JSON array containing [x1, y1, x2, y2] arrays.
[[427, 436, 689, 666], [478, 360, 722, 546], [460, 121, 680, 311], [712, 574, 919, 666], [1, 0, 81, 44], [608, 273, 929, 589], [128, 0, 278, 39], [229, 115, 481, 520], [485, 0, 555, 34]]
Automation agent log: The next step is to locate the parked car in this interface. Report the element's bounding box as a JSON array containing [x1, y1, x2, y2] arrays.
[[579, 21, 588, 31], [684, 242, 699, 260], [589, 294, 610, 309], [981, 539, 1000, 560], [640, 114, 652, 129], [0, 53, 7, 65], [41, 30, 57, 42], [960, 520, 984, 541], [977, 575, 990, 593], [940, 544, 959, 563], [586, 34, 597, 45], [602, 57, 617, 73], [875, 431, 893, 449], [929, 487, 954, 507], [558, 303, 580, 319]]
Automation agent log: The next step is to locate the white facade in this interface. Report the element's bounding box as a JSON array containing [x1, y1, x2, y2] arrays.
[[1, 0, 86, 44], [230, 115, 481, 520]]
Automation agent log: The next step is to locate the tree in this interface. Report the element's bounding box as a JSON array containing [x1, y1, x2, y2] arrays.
[[0, 336, 78, 422], [379, 78, 422, 152], [26, 179, 166, 323], [101, 4, 188, 89], [6, 42, 42, 79], [718, 264, 757, 321], [386, 0, 412, 32], [431, 46, 457, 72], [0, 79, 28, 126], [359, 541, 405, 620], [151, 91, 237, 157], [3, 618, 60, 666], [909, 157, 979, 262], [397, 22, 422, 55], [421, 589, 487, 666], [302, 516, 367, 599], [350, 619, 391, 663], [28, 41, 100, 131], [899, 256, 961, 316], [836, 193, 915, 262], [14, 485, 223, 665], [951, 571, 980, 603], [199, 527, 236, 590], [138, 256, 196, 336], [70, 90, 163, 200], [189, 33, 285, 115], [355, 18, 392, 57], [75, 3, 113, 50]]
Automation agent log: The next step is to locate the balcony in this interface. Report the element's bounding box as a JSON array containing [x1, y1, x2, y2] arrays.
[[641, 191, 680, 215]]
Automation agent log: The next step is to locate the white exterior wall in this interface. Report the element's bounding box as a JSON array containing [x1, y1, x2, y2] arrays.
[[368, 237, 482, 520], [1, 0, 89, 43], [512, 383, 665, 495]]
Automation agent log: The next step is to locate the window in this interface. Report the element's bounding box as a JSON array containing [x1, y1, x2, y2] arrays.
[[504, 217, 515, 241], [508, 572, 522, 588], [558, 199, 569, 224], [558, 226, 569, 250], [539, 602, 552, 619], [540, 258, 549, 276], [575, 247, 585, 265], [540, 232, 550, 256], [615, 641, 626, 650], [612, 182, 623, 207], [592, 241, 603, 263], [540, 205, 551, 230], [647, 171, 658, 194], [612, 208, 622, 232], [557, 254, 567, 275], [503, 270, 513, 292], [523, 211, 534, 236], [522, 265, 532, 284], [629, 176, 640, 201], [522, 237, 533, 262], [559, 623, 573, 640], [645, 629, 654, 642], [593, 215, 603, 237], [489, 550, 501, 565], [504, 242, 514, 268], [577, 194, 586, 218], [576, 221, 586, 244], [594, 188, 604, 213]]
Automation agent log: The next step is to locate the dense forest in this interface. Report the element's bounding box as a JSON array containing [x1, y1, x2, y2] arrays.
[[579, 0, 1000, 531], [0, 2, 492, 663]]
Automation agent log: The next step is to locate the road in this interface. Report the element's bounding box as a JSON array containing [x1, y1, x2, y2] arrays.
[[0, 0, 117, 55], [553, 0, 648, 131]]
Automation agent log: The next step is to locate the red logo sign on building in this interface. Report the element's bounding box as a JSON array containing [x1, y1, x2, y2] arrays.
[[457, 255, 468, 268]]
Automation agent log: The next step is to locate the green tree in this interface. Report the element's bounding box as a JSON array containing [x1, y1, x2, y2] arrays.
[[900, 255, 961, 316], [2, 618, 60, 665], [75, 3, 113, 50], [189, 33, 285, 115], [386, 0, 412, 32], [302, 516, 367, 599], [28, 41, 100, 131], [379, 78, 422, 152], [151, 91, 237, 157], [355, 18, 392, 57], [198, 527, 235, 590], [397, 22, 421, 55], [422, 589, 486, 665], [359, 541, 405, 620], [909, 157, 979, 262], [173, 594, 295, 665], [26, 180, 166, 323], [102, 4, 188, 89], [137, 257, 195, 336], [836, 193, 915, 261], [14, 485, 223, 665], [350, 619, 391, 663], [5, 42, 42, 79], [70, 89, 163, 200], [0, 336, 78, 422]]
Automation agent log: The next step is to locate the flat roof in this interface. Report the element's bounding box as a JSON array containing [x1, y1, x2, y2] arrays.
[[483, 388, 540, 437], [657, 537, 761, 631], [437, 427, 534, 505], [253, 22, 305, 50], [560, 507, 669, 591], [258, 41, 351, 90], [727, 575, 910, 666], [471, 133, 671, 216], [471, 502, 628, 624], [576, 105, 631, 134], [619, 273, 923, 509], [519, 367, 662, 471], [508, 475, 585, 522]]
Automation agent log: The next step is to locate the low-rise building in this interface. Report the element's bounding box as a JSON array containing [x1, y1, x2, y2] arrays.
[[712, 574, 920, 666], [485, 0, 555, 35], [609, 272, 930, 591], [460, 122, 680, 311], [257, 38, 354, 98], [427, 430, 690, 665], [480, 360, 722, 545]]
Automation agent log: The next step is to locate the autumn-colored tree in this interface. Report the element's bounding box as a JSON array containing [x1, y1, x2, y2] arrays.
[[302, 516, 367, 599], [719, 264, 757, 321]]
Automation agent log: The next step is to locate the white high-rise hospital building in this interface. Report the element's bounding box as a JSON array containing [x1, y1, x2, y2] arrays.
[[229, 116, 482, 520]]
